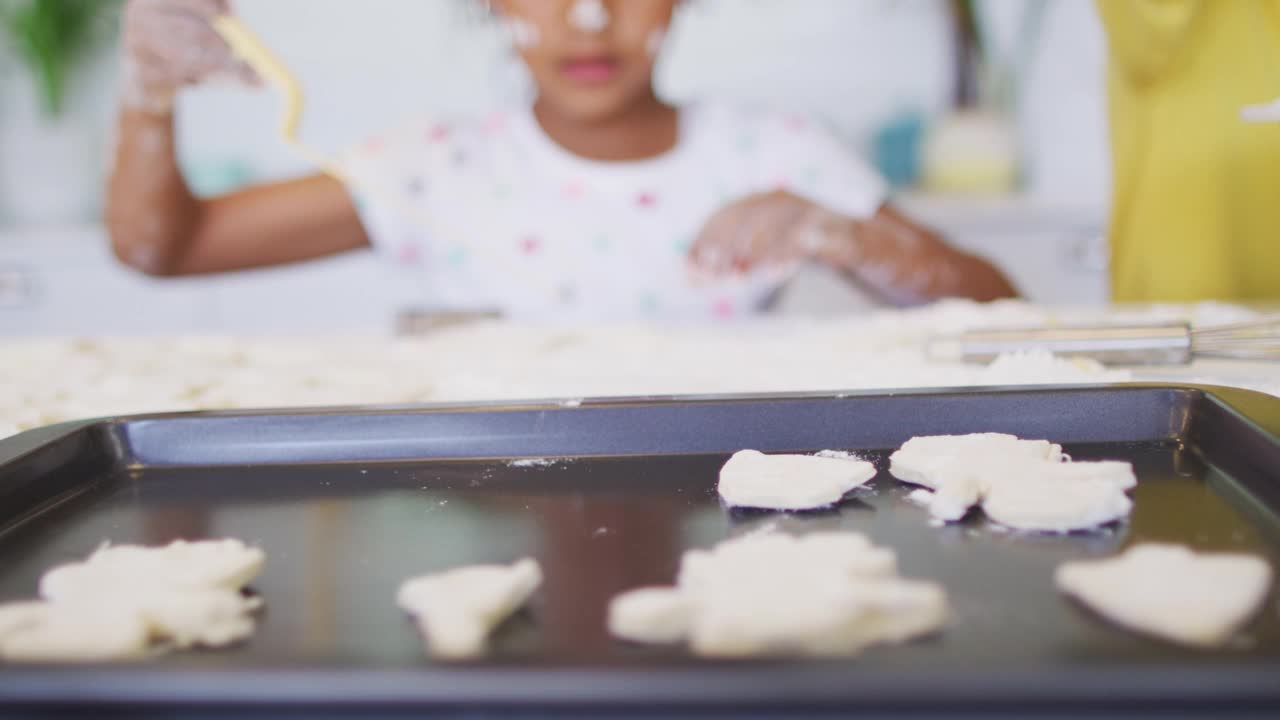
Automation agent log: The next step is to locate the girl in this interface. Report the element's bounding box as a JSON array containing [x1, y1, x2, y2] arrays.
[[109, 0, 1017, 321]]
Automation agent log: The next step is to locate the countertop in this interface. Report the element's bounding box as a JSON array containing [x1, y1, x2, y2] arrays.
[[2, 300, 1274, 441]]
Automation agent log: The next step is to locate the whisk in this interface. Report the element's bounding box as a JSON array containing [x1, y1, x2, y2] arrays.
[[927, 316, 1280, 366]]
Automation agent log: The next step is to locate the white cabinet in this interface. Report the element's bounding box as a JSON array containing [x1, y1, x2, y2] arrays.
[[204, 255, 420, 334], [0, 226, 414, 336], [0, 228, 204, 335]]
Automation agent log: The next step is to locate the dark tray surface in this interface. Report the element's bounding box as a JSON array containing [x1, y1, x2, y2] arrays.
[[0, 385, 1278, 715]]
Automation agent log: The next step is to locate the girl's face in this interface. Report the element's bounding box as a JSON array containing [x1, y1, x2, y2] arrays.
[[496, 0, 679, 121]]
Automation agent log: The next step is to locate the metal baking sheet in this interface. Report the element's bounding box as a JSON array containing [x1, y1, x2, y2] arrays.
[[1, 384, 1279, 717]]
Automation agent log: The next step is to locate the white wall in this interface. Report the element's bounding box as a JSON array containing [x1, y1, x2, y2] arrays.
[[173, 0, 954, 182], [0, 0, 1109, 209]]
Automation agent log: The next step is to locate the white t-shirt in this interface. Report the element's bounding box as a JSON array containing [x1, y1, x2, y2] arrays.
[[341, 102, 886, 321]]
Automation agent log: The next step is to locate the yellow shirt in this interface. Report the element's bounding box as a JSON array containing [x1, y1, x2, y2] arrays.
[[1097, 0, 1280, 301]]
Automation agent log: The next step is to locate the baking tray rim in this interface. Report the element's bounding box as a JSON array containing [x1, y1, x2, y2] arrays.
[[3, 381, 1277, 463], [2, 662, 1280, 709]]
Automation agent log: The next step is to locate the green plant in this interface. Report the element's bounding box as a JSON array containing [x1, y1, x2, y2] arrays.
[[0, 0, 120, 118], [947, 0, 1047, 113], [948, 0, 986, 109]]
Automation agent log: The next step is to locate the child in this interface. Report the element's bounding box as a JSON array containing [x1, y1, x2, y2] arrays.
[[108, 0, 1017, 321]]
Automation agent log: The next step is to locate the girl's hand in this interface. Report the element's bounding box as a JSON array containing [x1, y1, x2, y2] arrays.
[[689, 191, 841, 276], [120, 0, 256, 114], [689, 194, 1019, 304]]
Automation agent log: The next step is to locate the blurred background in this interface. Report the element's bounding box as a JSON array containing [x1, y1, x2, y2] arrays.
[[0, 0, 1111, 335]]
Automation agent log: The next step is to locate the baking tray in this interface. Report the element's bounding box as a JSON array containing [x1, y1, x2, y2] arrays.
[[1, 383, 1279, 718]]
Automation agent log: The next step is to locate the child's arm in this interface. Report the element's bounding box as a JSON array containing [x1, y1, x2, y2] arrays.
[[106, 0, 369, 276], [822, 204, 1019, 304], [690, 191, 1018, 305], [107, 109, 368, 276]]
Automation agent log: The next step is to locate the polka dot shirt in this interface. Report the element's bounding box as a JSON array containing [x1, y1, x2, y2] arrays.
[[341, 102, 887, 321]]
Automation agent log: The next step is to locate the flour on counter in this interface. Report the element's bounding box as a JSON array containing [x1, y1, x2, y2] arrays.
[[1056, 544, 1273, 647], [718, 450, 877, 511], [976, 350, 1132, 386], [1, 301, 1273, 443]]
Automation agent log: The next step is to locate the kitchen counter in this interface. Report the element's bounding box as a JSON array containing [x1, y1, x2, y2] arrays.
[[2, 300, 1274, 441]]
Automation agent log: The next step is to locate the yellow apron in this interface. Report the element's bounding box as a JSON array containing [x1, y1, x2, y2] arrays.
[[1097, 0, 1280, 301]]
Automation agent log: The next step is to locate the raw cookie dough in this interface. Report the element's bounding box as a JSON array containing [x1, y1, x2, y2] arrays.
[[0, 603, 149, 663], [607, 587, 692, 644], [718, 450, 877, 511], [1056, 544, 1273, 647], [38, 539, 265, 649], [981, 473, 1132, 533], [397, 558, 542, 659], [608, 532, 946, 658], [889, 434, 1137, 532], [1, 538, 264, 663], [122, 589, 261, 649], [41, 539, 265, 598], [889, 433, 1063, 489]]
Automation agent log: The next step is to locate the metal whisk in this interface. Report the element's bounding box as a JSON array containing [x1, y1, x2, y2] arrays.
[[927, 316, 1280, 366]]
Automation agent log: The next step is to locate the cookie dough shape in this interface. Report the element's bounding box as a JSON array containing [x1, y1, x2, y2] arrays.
[[1, 539, 265, 663], [889, 434, 1137, 532], [718, 450, 877, 511], [397, 558, 542, 659], [0, 602, 149, 663], [41, 539, 265, 599], [889, 433, 1064, 490], [980, 471, 1133, 533], [607, 587, 693, 644], [1056, 544, 1273, 647], [608, 532, 946, 658]]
